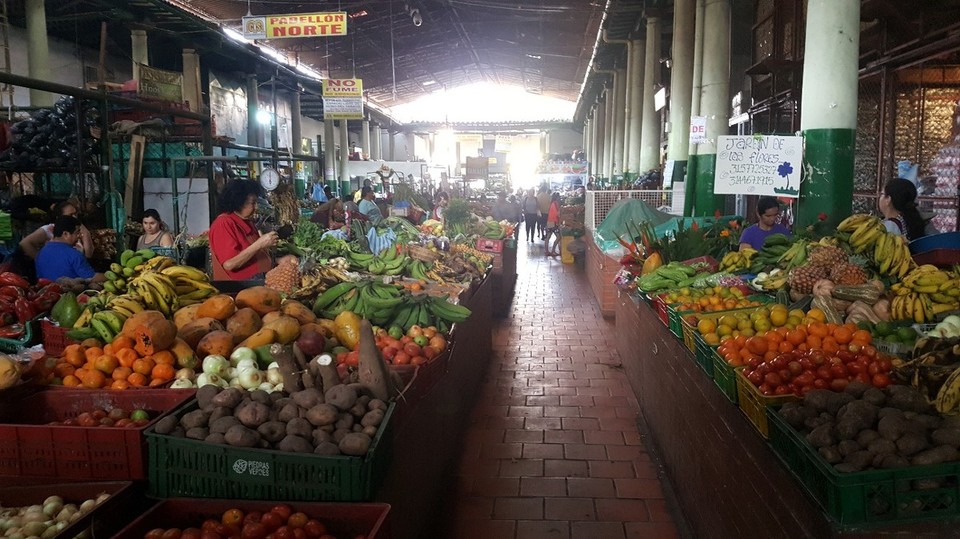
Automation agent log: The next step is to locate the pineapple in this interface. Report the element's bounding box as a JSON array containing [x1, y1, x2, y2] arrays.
[[807, 245, 848, 267], [265, 257, 300, 294], [788, 264, 830, 295], [829, 262, 868, 286]]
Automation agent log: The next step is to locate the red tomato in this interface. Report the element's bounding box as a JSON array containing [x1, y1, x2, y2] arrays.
[[90, 408, 107, 420], [774, 385, 792, 396], [216, 524, 240, 538], [199, 532, 222, 539], [271, 506, 293, 522], [829, 378, 849, 392], [837, 351, 855, 363], [794, 372, 815, 387], [182, 529, 202, 539], [240, 523, 268, 539], [778, 369, 792, 382], [202, 520, 221, 532], [303, 521, 327, 539], [146, 529, 166, 539], [830, 363, 848, 378], [292, 529, 307, 539], [243, 512, 263, 526], [813, 378, 829, 389], [222, 510, 245, 527], [847, 362, 865, 375], [260, 513, 283, 531], [747, 356, 763, 369], [764, 372, 782, 386], [872, 373, 891, 388], [274, 526, 293, 539], [287, 513, 309, 529], [816, 366, 832, 380], [855, 372, 872, 385], [759, 383, 773, 396], [787, 361, 802, 375], [747, 370, 763, 386], [162, 530, 182, 539], [878, 358, 892, 373]]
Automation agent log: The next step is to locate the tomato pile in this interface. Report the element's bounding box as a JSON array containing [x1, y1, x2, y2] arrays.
[[143, 504, 365, 539], [743, 348, 893, 397], [717, 321, 875, 368], [51, 407, 150, 427]]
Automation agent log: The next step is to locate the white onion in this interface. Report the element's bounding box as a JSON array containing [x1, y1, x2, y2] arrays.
[[78, 500, 95, 513], [266, 368, 283, 385]]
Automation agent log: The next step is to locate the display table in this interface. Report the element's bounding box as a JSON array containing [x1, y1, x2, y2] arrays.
[[491, 243, 517, 317], [585, 232, 618, 317], [376, 275, 493, 539], [616, 292, 959, 538]]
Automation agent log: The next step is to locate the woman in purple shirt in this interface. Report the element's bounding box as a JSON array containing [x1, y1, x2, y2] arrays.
[[739, 196, 792, 251]]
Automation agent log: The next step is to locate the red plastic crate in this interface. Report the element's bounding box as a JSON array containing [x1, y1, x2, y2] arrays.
[[0, 481, 135, 538], [0, 388, 194, 480], [40, 319, 77, 357], [475, 238, 505, 253], [390, 348, 451, 423], [112, 499, 391, 539]]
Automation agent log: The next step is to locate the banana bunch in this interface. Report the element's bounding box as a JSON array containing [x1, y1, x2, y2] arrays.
[[751, 268, 788, 291], [66, 309, 127, 343], [387, 293, 472, 334], [838, 214, 886, 254], [777, 240, 809, 270], [872, 231, 915, 279], [102, 248, 159, 293], [450, 243, 493, 274], [124, 263, 216, 316], [480, 219, 506, 239], [719, 248, 756, 272], [407, 259, 445, 283], [313, 280, 406, 325], [345, 247, 409, 276], [891, 265, 960, 321]]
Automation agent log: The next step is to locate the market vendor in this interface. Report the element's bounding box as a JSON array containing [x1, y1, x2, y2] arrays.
[[137, 209, 174, 250], [310, 198, 345, 230], [879, 178, 926, 241], [431, 191, 449, 221], [19, 200, 94, 260], [739, 196, 792, 251], [35, 216, 104, 282], [358, 186, 383, 225], [209, 179, 277, 280]]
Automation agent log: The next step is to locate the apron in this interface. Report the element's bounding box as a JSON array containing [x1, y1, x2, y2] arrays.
[[211, 227, 271, 281]]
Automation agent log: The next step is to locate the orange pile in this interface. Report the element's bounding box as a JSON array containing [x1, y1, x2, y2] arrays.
[[54, 336, 177, 389], [717, 321, 875, 368]]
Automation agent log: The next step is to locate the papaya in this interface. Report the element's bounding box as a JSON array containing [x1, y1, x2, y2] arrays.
[[178, 317, 225, 350], [133, 317, 177, 356], [261, 311, 283, 326], [169, 337, 197, 369], [173, 304, 202, 330], [301, 321, 334, 339], [238, 328, 278, 349], [641, 252, 663, 276], [196, 330, 235, 359], [122, 311, 168, 340], [195, 295, 237, 321], [225, 308, 262, 344], [281, 300, 316, 325], [262, 315, 301, 345], [236, 286, 282, 315]]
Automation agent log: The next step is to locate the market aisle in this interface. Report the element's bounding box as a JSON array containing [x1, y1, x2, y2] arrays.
[[438, 239, 684, 539]]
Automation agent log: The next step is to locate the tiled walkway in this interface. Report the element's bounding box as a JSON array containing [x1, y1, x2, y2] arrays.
[[440, 239, 684, 538]]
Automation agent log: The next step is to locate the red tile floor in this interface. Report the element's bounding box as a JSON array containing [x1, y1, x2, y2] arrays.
[[438, 238, 687, 538]]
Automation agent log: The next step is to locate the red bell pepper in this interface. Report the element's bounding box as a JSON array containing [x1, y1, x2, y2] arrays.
[[0, 273, 28, 289], [36, 278, 53, 288], [14, 298, 35, 324], [0, 286, 23, 300]]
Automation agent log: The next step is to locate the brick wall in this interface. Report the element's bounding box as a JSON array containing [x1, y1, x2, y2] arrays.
[[585, 232, 619, 317]]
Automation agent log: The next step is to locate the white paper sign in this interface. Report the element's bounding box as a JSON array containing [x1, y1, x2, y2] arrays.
[[714, 135, 803, 198], [689, 116, 707, 144]]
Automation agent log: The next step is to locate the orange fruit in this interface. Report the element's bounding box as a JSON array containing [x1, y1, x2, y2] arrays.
[[80, 338, 101, 349], [127, 373, 147, 387], [853, 330, 872, 344], [102, 343, 114, 356], [112, 335, 136, 350], [152, 351, 176, 366], [63, 374, 81, 387], [94, 354, 119, 374], [112, 366, 133, 381], [82, 369, 107, 389], [833, 327, 853, 345], [54, 362, 75, 378], [808, 322, 829, 339], [745, 336, 769, 355], [110, 379, 131, 390], [133, 357, 155, 376], [763, 350, 777, 362], [778, 340, 794, 354], [84, 347, 104, 362], [822, 337, 840, 356], [116, 348, 139, 368], [697, 318, 717, 335], [63, 345, 87, 367], [151, 363, 175, 381], [806, 335, 822, 350]]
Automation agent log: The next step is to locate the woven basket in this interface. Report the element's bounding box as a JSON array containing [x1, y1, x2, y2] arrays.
[[407, 244, 439, 263]]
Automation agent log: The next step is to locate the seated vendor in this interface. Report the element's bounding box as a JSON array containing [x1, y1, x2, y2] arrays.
[[209, 180, 277, 280], [311, 198, 345, 230], [137, 209, 174, 250], [358, 186, 383, 225], [739, 196, 792, 251], [19, 201, 93, 259], [35, 216, 105, 282]]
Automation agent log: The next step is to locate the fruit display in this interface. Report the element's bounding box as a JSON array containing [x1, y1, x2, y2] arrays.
[[890, 265, 960, 323], [891, 334, 960, 414], [339, 324, 448, 367], [743, 234, 793, 273], [0, 492, 111, 538], [696, 304, 813, 347], [265, 257, 302, 294], [718, 248, 757, 273], [51, 336, 182, 389], [312, 280, 470, 333], [857, 321, 919, 349], [664, 285, 761, 314], [837, 214, 915, 279], [140, 504, 366, 539], [477, 218, 515, 239], [0, 275, 63, 339], [636, 262, 706, 293], [46, 406, 151, 427]]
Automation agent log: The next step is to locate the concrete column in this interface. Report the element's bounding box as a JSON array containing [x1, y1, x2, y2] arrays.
[[371, 125, 382, 160], [389, 131, 396, 161], [25, 0, 52, 106], [595, 99, 607, 183], [667, 0, 696, 186], [246, 75, 261, 148], [799, 0, 859, 228], [612, 68, 627, 183], [584, 117, 592, 174], [603, 87, 614, 183], [131, 29, 148, 81], [691, 0, 730, 216], [339, 121, 350, 189], [181, 49, 201, 112], [625, 39, 645, 180], [361, 120, 371, 160], [639, 17, 662, 173], [290, 91, 302, 153], [406, 133, 416, 160], [686, 0, 707, 215], [323, 120, 336, 189]]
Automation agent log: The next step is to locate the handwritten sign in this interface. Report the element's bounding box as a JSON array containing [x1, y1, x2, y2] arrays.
[[714, 135, 802, 198], [243, 12, 347, 40], [689, 116, 707, 144], [138, 64, 182, 102]]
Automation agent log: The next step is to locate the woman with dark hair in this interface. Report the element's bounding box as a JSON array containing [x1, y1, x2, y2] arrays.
[[544, 192, 562, 256], [431, 191, 449, 221], [879, 178, 926, 241], [208, 180, 277, 280], [358, 186, 383, 225], [311, 198, 345, 230], [738, 196, 792, 251], [137, 209, 174, 249]]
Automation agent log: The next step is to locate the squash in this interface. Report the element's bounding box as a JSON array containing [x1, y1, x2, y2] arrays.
[[812, 279, 835, 298], [195, 295, 237, 321], [281, 300, 316, 325], [225, 308, 262, 344], [197, 330, 235, 359], [236, 286, 282, 315], [133, 317, 177, 356], [238, 328, 278, 349], [832, 284, 881, 305], [811, 295, 844, 325], [169, 337, 197, 369], [262, 315, 302, 344], [178, 317, 225, 350], [641, 252, 663, 276], [172, 304, 202, 330]]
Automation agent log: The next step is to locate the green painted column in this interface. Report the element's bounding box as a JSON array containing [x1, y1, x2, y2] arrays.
[[684, 0, 706, 215], [692, 0, 730, 216], [667, 0, 695, 187], [25, 0, 52, 106], [799, 0, 860, 228]]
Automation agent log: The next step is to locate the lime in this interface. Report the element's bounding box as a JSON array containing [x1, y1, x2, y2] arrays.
[[897, 326, 918, 342], [884, 334, 901, 343], [874, 321, 892, 337]]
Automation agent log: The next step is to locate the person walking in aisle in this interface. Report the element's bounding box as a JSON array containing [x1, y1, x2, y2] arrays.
[[536, 186, 552, 240], [544, 192, 562, 256], [522, 189, 539, 243]]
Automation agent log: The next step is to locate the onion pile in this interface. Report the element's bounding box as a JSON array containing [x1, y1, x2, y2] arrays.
[[0, 493, 109, 539]]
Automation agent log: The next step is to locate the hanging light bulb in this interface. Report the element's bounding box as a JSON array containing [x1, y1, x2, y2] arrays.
[[411, 9, 422, 27]]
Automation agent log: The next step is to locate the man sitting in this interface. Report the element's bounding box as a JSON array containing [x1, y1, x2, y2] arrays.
[[35, 216, 105, 282]]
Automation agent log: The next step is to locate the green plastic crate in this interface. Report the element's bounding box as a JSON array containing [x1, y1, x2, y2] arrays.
[[711, 350, 741, 404], [146, 400, 394, 502], [767, 407, 960, 527], [693, 334, 715, 377], [667, 303, 694, 339], [0, 320, 38, 353]]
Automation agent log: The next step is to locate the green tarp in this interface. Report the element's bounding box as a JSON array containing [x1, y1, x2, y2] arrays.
[[594, 198, 740, 254]]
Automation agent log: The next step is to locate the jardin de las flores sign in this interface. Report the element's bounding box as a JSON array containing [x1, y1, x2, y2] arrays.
[[714, 135, 803, 198]]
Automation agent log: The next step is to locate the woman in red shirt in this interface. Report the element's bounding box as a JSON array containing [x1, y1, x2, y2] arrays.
[[209, 180, 278, 280], [545, 192, 562, 256]]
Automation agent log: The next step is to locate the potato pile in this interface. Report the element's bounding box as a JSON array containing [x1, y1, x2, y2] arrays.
[[153, 383, 387, 457], [779, 383, 960, 473]]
